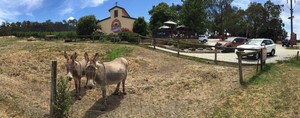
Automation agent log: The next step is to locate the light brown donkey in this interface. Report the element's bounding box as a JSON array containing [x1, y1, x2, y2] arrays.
[[85, 53, 128, 110], [63, 51, 88, 100]]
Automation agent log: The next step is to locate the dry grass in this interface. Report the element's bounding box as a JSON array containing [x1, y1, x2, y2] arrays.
[[212, 60, 300, 117], [0, 38, 274, 118]]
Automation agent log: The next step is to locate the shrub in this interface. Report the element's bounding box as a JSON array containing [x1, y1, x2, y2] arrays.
[[118, 31, 140, 44], [53, 77, 73, 118]]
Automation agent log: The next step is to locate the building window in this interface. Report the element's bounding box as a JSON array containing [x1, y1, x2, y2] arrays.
[[114, 10, 118, 18]]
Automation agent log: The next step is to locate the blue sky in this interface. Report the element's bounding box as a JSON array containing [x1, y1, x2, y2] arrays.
[[0, 0, 299, 36]]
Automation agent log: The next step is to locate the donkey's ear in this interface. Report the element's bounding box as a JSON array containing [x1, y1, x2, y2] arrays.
[[84, 52, 89, 61], [93, 53, 100, 62], [71, 52, 78, 60], [64, 51, 69, 60]]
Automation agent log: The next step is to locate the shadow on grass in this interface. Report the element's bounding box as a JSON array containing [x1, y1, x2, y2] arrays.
[[83, 94, 124, 118], [70, 86, 88, 102], [242, 64, 273, 86]]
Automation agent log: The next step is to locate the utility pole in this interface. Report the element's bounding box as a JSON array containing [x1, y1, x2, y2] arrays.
[[290, 0, 293, 39], [288, 0, 296, 45]]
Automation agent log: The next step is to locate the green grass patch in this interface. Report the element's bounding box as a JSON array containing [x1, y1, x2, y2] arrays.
[[103, 46, 132, 61], [277, 57, 300, 68], [48, 45, 76, 52], [0, 96, 4, 103], [0, 39, 18, 47], [245, 64, 273, 85], [22, 42, 46, 51], [286, 46, 300, 49]]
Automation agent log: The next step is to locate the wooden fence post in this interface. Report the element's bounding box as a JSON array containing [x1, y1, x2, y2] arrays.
[[236, 52, 243, 84], [177, 39, 180, 57], [297, 51, 299, 60], [153, 38, 156, 49], [260, 49, 263, 70], [50, 61, 57, 117], [214, 45, 217, 64]]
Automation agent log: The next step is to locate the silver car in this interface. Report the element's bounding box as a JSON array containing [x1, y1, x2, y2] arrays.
[[198, 35, 208, 43], [236, 38, 276, 59]]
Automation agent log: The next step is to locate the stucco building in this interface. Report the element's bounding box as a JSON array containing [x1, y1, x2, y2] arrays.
[[97, 6, 136, 34]]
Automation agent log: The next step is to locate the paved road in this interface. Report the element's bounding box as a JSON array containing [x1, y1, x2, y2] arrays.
[[152, 39, 300, 64]]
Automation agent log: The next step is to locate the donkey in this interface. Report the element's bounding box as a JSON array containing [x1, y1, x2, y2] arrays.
[[63, 51, 89, 100], [85, 53, 128, 110]]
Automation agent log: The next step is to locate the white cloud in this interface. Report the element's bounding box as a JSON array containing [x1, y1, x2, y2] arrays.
[[67, 16, 75, 21], [59, 0, 108, 16], [231, 0, 251, 9], [0, 0, 43, 22], [80, 0, 108, 8], [60, 7, 74, 16]]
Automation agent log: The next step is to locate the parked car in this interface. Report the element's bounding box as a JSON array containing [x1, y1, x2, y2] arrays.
[[215, 37, 249, 52], [198, 35, 208, 43], [236, 38, 276, 59], [281, 38, 290, 47]]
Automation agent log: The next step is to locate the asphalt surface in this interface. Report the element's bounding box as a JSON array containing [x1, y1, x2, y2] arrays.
[[152, 39, 300, 64]]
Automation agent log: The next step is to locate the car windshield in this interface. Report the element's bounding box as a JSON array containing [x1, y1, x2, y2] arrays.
[[224, 37, 235, 42], [246, 40, 262, 45]]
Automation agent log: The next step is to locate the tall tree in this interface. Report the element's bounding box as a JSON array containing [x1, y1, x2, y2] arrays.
[[246, 2, 267, 38], [180, 0, 209, 34], [262, 1, 285, 41], [133, 17, 148, 36], [207, 0, 233, 37], [76, 15, 97, 36], [149, 2, 177, 30]]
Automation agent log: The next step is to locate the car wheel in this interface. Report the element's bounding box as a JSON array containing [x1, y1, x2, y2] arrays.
[[204, 39, 207, 43], [227, 46, 234, 52], [270, 49, 275, 56]]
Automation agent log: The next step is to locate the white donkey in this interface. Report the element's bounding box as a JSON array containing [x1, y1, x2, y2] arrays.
[[64, 51, 89, 100], [85, 53, 128, 110]]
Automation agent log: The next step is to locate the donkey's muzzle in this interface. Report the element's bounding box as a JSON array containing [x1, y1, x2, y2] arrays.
[[68, 77, 72, 81], [87, 86, 93, 89]]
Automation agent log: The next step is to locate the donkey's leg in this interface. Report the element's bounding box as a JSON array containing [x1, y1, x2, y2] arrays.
[[113, 82, 121, 95], [73, 79, 78, 97], [122, 79, 126, 95], [101, 86, 107, 111], [78, 78, 82, 100], [84, 77, 88, 88], [75, 79, 81, 100]]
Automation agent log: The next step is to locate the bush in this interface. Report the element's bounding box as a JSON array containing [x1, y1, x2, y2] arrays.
[[53, 77, 73, 118], [118, 31, 140, 44]]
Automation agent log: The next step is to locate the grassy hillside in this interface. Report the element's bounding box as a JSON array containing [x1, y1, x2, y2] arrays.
[[212, 58, 300, 117]]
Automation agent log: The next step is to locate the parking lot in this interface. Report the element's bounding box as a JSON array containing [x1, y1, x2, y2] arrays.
[[153, 39, 300, 64]]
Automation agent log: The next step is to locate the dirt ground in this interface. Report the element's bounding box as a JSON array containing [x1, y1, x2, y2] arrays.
[[0, 38, 255, 117]]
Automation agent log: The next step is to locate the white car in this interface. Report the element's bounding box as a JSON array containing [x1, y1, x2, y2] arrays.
[[236, 38, 276, 59], [198, 35, 208, 43]]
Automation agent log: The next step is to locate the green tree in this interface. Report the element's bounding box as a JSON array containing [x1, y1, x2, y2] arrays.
[[133, 17, 148, 36], [149, 2, 177, 30], [170, 4, 183, 24], [76, 15, 97, 36], [180, 0, 208, 34], [246, 2, 267, 38], [261, 1, 286, 41], [207, 0, 233, 37]]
